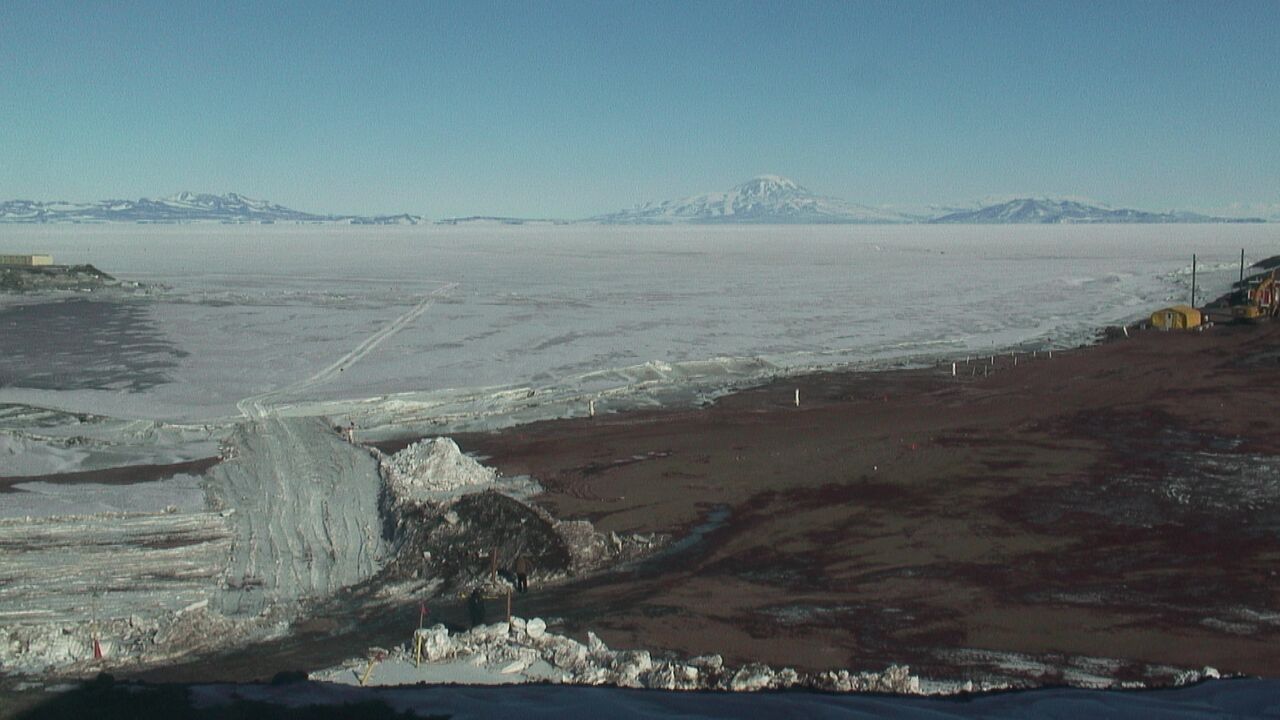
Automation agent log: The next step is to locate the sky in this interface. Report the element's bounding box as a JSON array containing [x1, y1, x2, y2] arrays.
[[2, 1, 1278, 218]]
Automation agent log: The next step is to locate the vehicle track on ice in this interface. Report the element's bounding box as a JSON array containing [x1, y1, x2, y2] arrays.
[[236, 282, 458, 420]]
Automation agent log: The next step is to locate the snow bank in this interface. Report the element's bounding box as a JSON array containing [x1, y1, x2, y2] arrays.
[[0, 403, 225, 478], [312, 619, 921, 694], [379, 437, 541, 506], [0, 432, 91, 476], [382, 438, 497, 502]]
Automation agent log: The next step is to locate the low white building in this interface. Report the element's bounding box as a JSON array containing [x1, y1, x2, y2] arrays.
[[0, 254, 54, 266]]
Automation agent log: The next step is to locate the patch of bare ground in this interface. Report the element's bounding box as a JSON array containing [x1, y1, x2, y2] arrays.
[[444, 321, 1280, 684]]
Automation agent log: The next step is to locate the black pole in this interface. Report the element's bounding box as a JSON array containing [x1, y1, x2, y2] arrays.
[[1241, 248, 1245, 283], [1191, 254, 1196, 308]]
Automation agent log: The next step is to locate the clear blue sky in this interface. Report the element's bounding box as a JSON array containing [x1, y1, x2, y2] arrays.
[[2, 1, 1277, 217]]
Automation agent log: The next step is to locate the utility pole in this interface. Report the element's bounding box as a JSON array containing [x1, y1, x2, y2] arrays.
[[1191, 254, 1197, 308]]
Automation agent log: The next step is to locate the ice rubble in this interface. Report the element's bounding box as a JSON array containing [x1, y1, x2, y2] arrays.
[[312, 618, 922, 694], [1, 606, 279, 676], [381, 437, 497, 502]]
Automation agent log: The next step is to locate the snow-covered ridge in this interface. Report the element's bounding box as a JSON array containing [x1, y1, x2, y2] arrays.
[[0, 193, 426, 225], [3, 185, 1266, 225], [594, 175, 914, 224], [929, 197, 1265, 224]]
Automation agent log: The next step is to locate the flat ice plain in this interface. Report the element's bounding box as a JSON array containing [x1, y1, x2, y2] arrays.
[[0, 223, 1266, 430]]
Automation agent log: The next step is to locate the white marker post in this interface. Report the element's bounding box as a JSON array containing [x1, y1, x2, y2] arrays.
[[589, 399, 596, 417], [794, 389, 800, 407], [951, 362, 956, 376]]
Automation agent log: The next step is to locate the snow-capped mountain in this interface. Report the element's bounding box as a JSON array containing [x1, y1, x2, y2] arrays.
[[594, 176, 913, 224], [929, 198, 1263, 224], [0, 193, 427, 224]]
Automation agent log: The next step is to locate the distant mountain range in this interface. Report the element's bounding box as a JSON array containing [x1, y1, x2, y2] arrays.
[[0, 182, 1267, 225], [0, 192, 425, 225], [927, 197, 1263, 224], [596, 179, 1263, 224], [592, 175, 914, 224]]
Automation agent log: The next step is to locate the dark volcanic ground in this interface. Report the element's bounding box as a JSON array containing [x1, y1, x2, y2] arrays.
[[440, 321, 1280, 684]]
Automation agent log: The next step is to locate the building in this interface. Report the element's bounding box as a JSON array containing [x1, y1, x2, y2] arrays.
[[1150, 305, 1202, 330], [0, 254, 54, 266]]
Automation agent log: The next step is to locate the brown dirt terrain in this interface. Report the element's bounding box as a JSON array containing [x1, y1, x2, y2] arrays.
[[434, 321, 1280, 683]]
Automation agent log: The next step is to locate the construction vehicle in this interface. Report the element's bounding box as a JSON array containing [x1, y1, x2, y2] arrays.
[[1229, 268, 1278, 321]]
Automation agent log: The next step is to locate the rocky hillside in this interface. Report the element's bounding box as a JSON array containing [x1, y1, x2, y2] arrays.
[[0, 264, 128, 293]]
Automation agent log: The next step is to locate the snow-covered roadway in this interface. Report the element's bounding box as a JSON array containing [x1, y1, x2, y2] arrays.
[[206, 416, 389, 617]]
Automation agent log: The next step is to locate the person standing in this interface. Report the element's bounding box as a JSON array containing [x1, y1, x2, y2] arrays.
[[468, 588, 485, 628], [514, 554, 531, 594]]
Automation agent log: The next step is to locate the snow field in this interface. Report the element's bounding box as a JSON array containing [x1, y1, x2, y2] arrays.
[[1, 223, 1267, 427]]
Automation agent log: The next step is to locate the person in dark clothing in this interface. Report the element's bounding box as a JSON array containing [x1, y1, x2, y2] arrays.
[[514, 554, 531, 593], [467, 588, 485, 628]]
